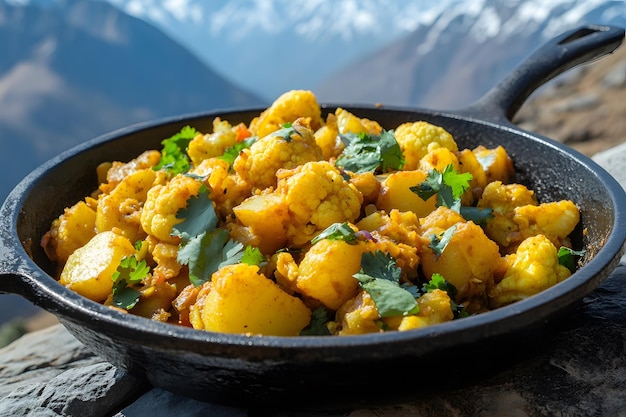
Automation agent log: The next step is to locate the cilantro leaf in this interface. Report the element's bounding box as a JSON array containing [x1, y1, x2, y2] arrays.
[[171, 187, 218, 242], [353, 251, 419, 317], [218, 136, 257, 168], [311, 222, 358, 245], [558, 246, 585, 273], [111, 255, 150, 310], [241, 245, 266, 266], [411, 164, 471, 210], [378, 130, 406, 172], [460, 206, 494, 226], [300, 306, 332, 336], [336, 130, 405, 173], [429, 225, 457, 257], [271, 122, 298, 141], [442, 165, 473, 200], [422, 273, 456, 297], [111, 280, 141, 310], [177, 228, 230, 287], [178, 230, 266, 287], [216, 240, 266, 269], [153, 125, 199, 175]]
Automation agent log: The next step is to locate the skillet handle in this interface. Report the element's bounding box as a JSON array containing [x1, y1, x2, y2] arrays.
[[0, 199, 53, 308], [457, 25, 625, 124]]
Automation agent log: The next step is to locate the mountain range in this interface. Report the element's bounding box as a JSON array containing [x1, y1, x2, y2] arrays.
[[107, 0, 626, 107], [0, 0, 263, 201]]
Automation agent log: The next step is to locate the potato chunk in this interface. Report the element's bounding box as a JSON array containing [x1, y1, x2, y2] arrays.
[[233, 193, 289, 254], [42, 200, 97, 264], [376, 170, 437, 218], [59, 231, 135, 302], [201, 264, 311, 336], [420, 213, 500, 302]]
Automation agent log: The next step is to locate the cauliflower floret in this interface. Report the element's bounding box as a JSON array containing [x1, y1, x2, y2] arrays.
[[489, 234, 571, 308], [187, 118, 241, 166], [394, 121, 458, 171], [478, 181, 580, 252], [233, 118, 324, 191], [252, 90, 323, 138], [418, 147, 460, 173], [99, 150, 161, 193], [477, 181, 538, 249], [277, 160, 363, 246], [277, 238, 366, 310], [513, 200, 580, 249], [96, 168, 158, 243], [140, 174, 203, 244]]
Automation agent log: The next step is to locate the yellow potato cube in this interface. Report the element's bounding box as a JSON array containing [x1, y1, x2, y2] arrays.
[[42, 200, 97, 264], [233, 193, 289, 254], [376, 170, 437, 218], [59, 231, 136, 302], [202, 264, 311, 336], [295, 239, 365, 310], [421, 221, 500, 301]]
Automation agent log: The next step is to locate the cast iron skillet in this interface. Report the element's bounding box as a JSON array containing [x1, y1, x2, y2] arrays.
[[1, 25, 625, 409]]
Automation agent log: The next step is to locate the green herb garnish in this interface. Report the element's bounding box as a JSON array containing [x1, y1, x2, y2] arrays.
[[311, 222, 358, 245], [153, 125, 199, 175], [353, 251, 419, 317], [218, 136, 257, 168], [300, 306, 332, 336], [411, 164, 493, 223], [111, 255, 150, 310], [336, 130, 405, 173], [558, 246, 586, 273], [173, 186, 265, 286]]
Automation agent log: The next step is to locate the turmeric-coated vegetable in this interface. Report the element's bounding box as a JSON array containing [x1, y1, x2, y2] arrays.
[[43, 89, 583, 337]]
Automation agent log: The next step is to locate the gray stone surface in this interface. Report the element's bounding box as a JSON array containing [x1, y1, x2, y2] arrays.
[[593, 142, 626, 191]]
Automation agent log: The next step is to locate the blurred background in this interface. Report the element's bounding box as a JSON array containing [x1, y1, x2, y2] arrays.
[[1, 0, 625, 345]]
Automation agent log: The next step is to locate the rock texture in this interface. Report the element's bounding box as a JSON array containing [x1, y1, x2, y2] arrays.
[[514, 43, 626, 157]]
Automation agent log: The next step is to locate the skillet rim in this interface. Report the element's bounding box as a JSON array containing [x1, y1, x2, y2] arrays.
[[2, 103, 625, 354]]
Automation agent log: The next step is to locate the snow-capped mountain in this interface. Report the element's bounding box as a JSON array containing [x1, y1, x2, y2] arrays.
[[104, 0, 461, 100], [318, 0, 626, 108], [104, 0, 626, 106]]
